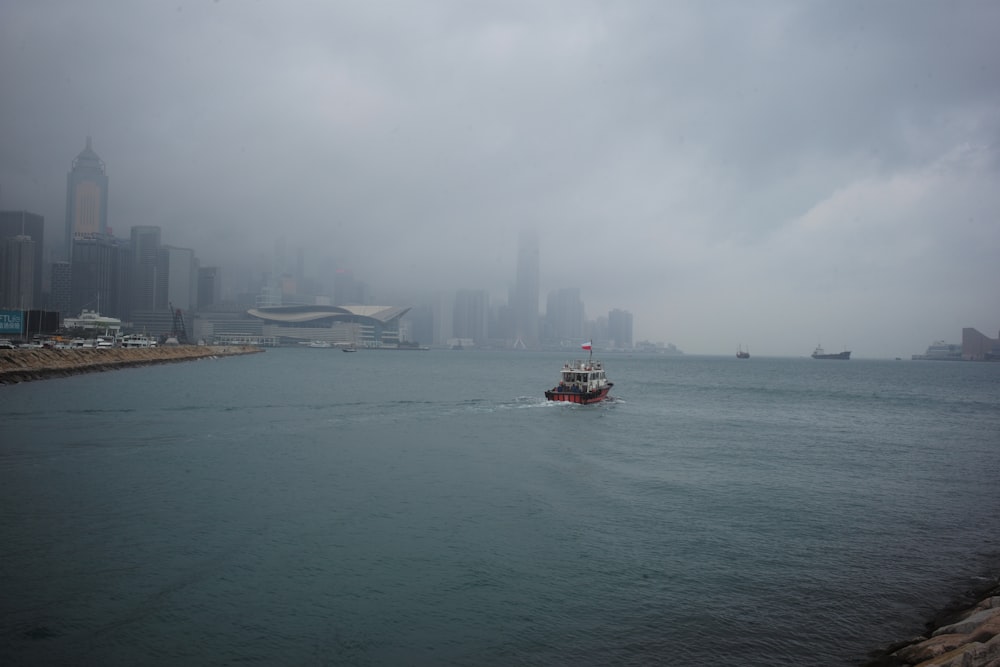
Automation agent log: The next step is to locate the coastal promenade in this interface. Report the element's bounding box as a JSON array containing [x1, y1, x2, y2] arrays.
[[0, 345, 264, 385]]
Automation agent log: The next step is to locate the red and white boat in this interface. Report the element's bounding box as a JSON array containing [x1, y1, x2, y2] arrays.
[[544, 342, 614, 404]]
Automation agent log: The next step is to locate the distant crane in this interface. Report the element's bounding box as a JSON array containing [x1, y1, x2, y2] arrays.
[[169, 302, 189, 345]]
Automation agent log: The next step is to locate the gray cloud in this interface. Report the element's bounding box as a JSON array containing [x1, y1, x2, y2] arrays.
[[2, 0, 998, 356]]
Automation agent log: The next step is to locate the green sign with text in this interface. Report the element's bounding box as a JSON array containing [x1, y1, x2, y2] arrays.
[[0, 310, 24, 334]]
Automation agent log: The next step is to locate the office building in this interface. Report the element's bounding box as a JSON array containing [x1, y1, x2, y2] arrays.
[[0, 210, 45, 307], [1, 235, 35, 309], [333, 269, 367, 306], [431, 292, 453, 347], [130, 226, 165, 313], [65, 137, 109, 258], [198, 266, 221, 310], [512, 230, 540, 349], [453, 289, 489, 346], [546, 288, 585, 344], [49, 261, 72, 318], [608, 309, 633, 349], [164, 245, 197, 312], [70, 235, 129, 319]]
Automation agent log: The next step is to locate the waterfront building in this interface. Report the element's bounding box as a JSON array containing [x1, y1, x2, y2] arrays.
[[49, 261, 72, 318], [247, 304, 410, 348], [0, 210, 45, 307], [962, 327, 1000, 361], [130, 226, 166, 313], [164, 245, 198, 312], [198, 266, 221, 310], [546, 287, 585, 344], [0, 235, 34, 310], [70, 235, 130, 319], [65, 137, 109, 259], [428, 292, 454, 347], [401, 303, 433, 348], [588, 314, 609, 349], [608, 308, 633, 350], [453, 289, 489, 347], [129, 309, 177, 340], [512, 229, 540, 349], [333, 269, 368, 306]]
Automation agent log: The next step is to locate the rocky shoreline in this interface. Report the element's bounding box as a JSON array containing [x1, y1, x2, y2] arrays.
[[865, 576, 1000, 666], [0, 345, 264, 384]]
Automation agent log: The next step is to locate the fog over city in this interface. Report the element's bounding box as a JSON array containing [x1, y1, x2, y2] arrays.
[[2, 1, 998, 356]]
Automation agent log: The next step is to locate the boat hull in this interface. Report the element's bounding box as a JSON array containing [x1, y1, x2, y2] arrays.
[[544, 384, 613, 404], [812, 351, 851, 360]]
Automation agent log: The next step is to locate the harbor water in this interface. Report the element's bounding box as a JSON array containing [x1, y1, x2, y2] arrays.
[[2, 350, 999, 665]]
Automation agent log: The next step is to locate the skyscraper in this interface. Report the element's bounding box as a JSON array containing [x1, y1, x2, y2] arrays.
[[65, 137, 109, 259], [453, 289, 489, 346], [164, 245, 197, 312], [546, 287, 585, 343], [70, 235, 129, 319], [512, 229, 540, 349], [1, 235, 34, 309], [333, 269, 367, 306], [0, 210, 44, 307], [130, 226, 164, 313], [198, 266, 221, 310], [608, 308, 634, 349], [49, 261, 72, 318]]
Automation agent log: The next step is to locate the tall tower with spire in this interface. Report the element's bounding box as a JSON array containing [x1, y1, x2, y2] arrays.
[[65, 136, 109, 260]]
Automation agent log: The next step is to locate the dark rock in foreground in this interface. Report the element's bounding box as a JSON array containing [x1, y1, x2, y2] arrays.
[[865, 579, 1000, 666]]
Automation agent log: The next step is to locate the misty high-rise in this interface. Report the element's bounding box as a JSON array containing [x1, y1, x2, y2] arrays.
[[1, 234, 34, 310], [130, 225, 165, 313], [0, 210, 45, 308], [70, 235, 129, 319], [512, 230, 540, 349], [65, 137, 109, 259], [453, 289, 489, 346], [608, 309, 634, 349], [546, 288, 585, 343]]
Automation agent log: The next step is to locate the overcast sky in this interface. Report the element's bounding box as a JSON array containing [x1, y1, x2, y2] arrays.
[[2, 1, 998, 356]]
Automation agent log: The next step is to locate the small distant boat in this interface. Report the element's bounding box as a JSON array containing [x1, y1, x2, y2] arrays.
[[121, 334, 157, 349], [307, 340, 331, 349], [737, 345, 750, 359], [544, 342, 613, 404], [812, 345, 850, 360], [342, 345, 357, 353]]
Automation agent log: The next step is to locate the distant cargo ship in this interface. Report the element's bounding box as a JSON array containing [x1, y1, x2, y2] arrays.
[[811, 345, 850, 360]]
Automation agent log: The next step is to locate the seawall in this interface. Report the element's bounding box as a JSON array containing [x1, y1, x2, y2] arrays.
[[0, 345, 264, 385], [866, 578, 1000, 666]]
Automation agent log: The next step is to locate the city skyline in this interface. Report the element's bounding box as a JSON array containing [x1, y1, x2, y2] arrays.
[[1, 136, 638, 349], [1, 2, 998, 356]]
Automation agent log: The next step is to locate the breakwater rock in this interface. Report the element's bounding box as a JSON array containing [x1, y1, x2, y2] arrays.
[[867, 579, 1000, 667], [0, 345, 264, 385]]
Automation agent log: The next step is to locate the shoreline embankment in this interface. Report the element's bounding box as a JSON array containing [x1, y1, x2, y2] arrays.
[[0, 345, 264, 385], [865, 577, 1000, 666]]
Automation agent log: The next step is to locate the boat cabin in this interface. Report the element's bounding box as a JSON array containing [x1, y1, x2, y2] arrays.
[[558, 359, 607, 393]]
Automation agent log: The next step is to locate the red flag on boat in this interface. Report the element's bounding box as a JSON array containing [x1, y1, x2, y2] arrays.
[[581, 341, 592, 351]]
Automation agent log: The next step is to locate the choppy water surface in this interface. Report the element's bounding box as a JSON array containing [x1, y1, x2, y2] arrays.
[[2, 350, 999, 665]]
